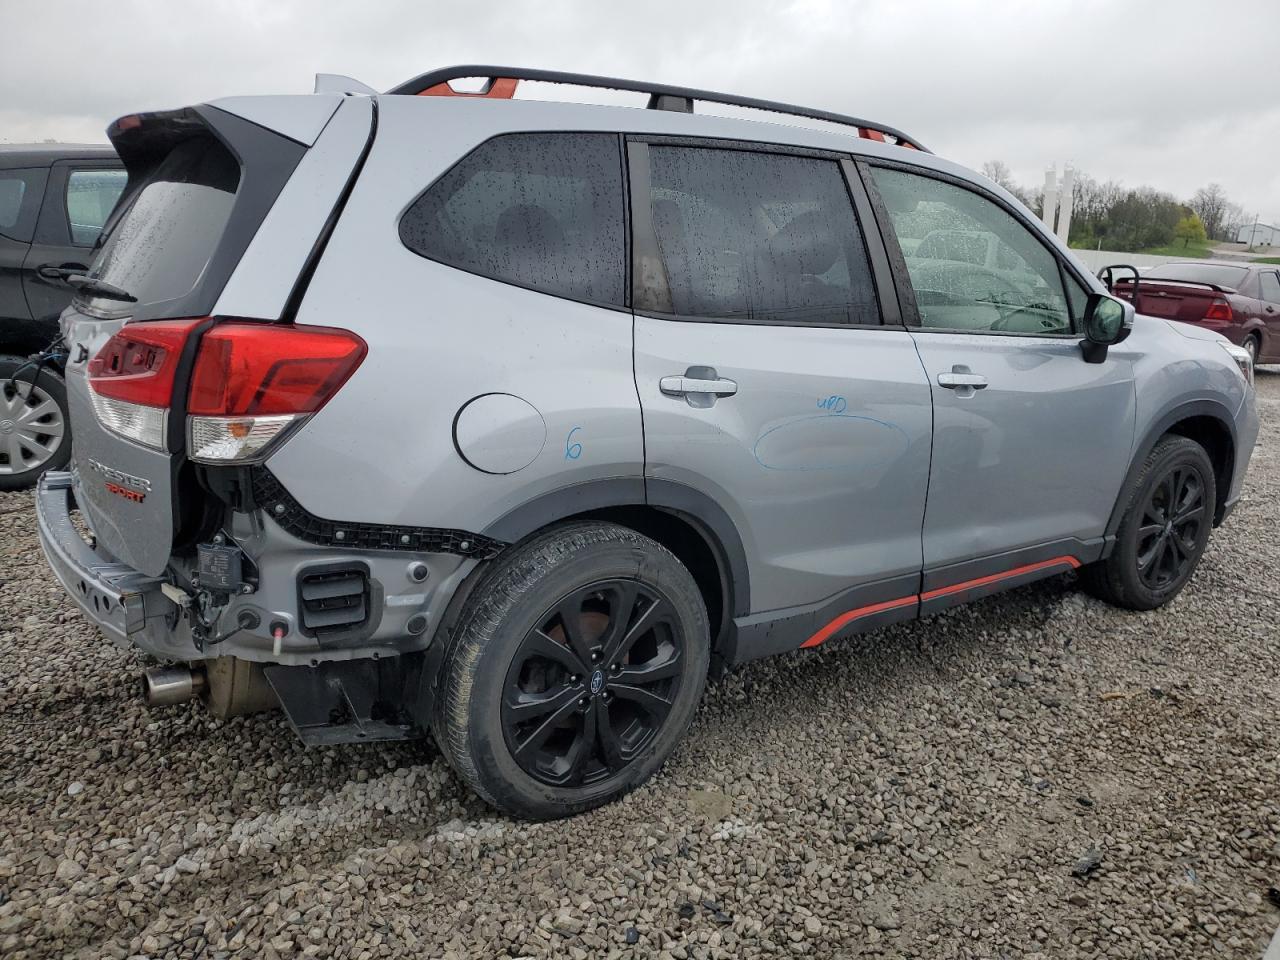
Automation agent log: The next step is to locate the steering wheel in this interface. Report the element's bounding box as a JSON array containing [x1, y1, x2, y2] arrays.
[[933, 262, 1028, 318], [990, 309, 1063, 332]]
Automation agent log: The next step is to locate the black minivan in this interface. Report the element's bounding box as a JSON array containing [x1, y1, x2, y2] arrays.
[[0, 144, 125, 489]]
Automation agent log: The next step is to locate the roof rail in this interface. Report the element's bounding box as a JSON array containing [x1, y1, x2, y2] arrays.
[[385, 65, 929, 152]]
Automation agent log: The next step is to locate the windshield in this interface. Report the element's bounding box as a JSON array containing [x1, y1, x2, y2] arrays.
[[83, 136, 240, 313], [1145, 263, 1248, 289]]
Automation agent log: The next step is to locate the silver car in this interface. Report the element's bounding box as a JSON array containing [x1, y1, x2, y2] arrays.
[[35, 67, 1258, 818]]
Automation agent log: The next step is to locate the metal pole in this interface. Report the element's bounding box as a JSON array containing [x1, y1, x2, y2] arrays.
[[1056, 164, 1074, 244], [1042, 166, 1058, 233]]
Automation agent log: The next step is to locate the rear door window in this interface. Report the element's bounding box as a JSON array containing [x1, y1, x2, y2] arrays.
[[636, 146, 879, 325], [1258, 270, 1280, 304], [399, 133, 626, 306], [0, 168, 48, 243], [65, 169, 127, 245], [87, 137, 240, 312]]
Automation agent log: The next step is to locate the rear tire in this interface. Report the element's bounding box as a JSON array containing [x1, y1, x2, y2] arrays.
[[1243, 334, 1259, 365], [0, 355, 70, 491], [432, 522, 709, 819], [1081, 435, 1216, 610]]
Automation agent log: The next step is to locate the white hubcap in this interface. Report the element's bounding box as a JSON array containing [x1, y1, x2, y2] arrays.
[[0, 378, 65, 476]]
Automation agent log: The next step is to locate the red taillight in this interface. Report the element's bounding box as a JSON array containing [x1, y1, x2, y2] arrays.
[[187, 323, 367, 416], [85, 318, 366, 459], [87, 318, 205, 408], [1203, 299, 1234, 322], [186, 323, 366, 464]]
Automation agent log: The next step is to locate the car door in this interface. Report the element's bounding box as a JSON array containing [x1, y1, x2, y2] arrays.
[[1256, 269, 1280, 361], [862, 162, 1136, 609], [0, 166, 49, 335], [21, 160, 126, 325], [629, 140, 933, 656]]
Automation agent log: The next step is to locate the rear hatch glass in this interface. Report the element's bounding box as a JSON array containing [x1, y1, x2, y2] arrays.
[[83, 138, 240, 315]]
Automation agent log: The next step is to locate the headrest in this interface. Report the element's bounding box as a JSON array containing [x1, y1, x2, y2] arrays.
[[762, 210, 840, 276], [495, 204, 565, 249]]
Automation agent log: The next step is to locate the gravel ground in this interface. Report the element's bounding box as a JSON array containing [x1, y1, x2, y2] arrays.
[[2, 371, 1278, 960]]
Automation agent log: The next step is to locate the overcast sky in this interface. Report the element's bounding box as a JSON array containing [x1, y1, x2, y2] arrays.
[[5, 0, 1278, 224]]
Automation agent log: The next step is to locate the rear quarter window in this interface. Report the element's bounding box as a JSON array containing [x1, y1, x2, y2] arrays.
[[0, 168, 48, 242], [398, 133, 626, 307]]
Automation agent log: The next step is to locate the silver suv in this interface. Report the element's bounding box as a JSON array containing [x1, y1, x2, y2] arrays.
[[35, 67, 1259, 819]]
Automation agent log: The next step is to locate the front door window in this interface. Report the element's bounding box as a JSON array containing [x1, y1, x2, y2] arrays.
[[869, 167, 1081, 335]]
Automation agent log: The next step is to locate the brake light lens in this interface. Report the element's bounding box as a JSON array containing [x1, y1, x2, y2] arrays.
[[1203, 298, 1234, 322], [86, 318, 366, 461], [86, 318, 206, 449], [186, 323, 366, 463]]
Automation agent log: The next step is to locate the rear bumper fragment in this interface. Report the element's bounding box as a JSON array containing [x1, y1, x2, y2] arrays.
[[35, 470, 169, 646]]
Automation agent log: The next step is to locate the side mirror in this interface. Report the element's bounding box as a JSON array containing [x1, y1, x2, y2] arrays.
[[1080, 294, 1133, 363]]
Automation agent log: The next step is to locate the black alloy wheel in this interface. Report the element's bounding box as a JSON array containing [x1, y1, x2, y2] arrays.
[[1134, 463, 1207, 591], [1080, 435, 1217, 611], [501, 579, 685, 788], [431, 521, 709, 819]]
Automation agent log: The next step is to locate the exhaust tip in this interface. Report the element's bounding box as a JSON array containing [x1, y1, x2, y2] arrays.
[[142, 665, 207, 708]]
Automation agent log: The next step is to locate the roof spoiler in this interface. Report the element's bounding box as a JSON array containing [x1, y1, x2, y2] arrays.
[[382, 64, 929, 152], [1113, 276, 1238, 295]]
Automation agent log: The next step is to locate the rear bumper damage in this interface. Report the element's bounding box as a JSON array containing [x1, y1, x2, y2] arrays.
[[35, 471, 175, 650], [35, 469, 452, 743]]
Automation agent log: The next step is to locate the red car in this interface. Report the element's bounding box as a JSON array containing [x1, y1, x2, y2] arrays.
[[1112, 261, 1280, 364]]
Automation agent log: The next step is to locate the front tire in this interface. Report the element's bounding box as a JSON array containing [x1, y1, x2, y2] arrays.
[[0, 355, 70, 491], [432, 522, 710, 819], [1082, 435, 1216, 610]]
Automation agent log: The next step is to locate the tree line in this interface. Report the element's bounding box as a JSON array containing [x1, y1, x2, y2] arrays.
[[980, 161, 1252, 251]]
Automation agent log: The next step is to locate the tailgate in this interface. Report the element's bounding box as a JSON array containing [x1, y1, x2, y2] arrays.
[[62, 105, 308, 575]]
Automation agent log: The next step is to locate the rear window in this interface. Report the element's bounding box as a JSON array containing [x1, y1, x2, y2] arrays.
[[1144, 263, 1249, 289], [399, 133, 626, 306], [86, 137, 240, 311]]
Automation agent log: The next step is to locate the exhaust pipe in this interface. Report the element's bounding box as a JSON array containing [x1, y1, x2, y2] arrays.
[[142, 665, 208, 707]]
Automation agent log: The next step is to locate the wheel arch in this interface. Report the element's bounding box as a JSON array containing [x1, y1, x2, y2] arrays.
[[1106, 399, 1237, 539], [481, 478, 750, 671]]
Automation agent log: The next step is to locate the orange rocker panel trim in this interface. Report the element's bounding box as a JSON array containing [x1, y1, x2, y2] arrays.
[[800, 556, 1081, 649]]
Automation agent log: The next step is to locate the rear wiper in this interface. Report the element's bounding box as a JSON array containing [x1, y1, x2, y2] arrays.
[[67, 274, 137, 303]]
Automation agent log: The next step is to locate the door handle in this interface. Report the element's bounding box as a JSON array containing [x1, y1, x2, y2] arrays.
[[937, 372, 988, 389], [660, 376, 739, 397], [37, 262, 88, 282], [660, 366, 738, 407]]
